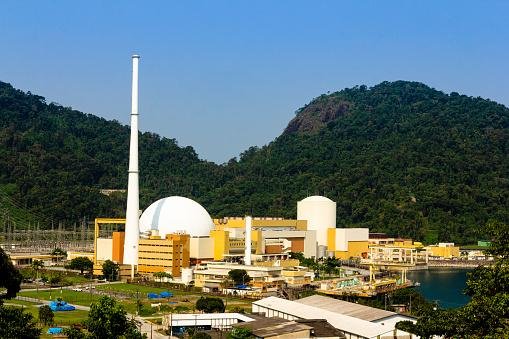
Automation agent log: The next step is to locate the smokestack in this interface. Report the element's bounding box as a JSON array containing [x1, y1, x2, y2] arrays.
[[123, 55, 140, 278], [244, 216, 252, 266]]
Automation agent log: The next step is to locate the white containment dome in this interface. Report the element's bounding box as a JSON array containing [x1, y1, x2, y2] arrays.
[[139, 196, 214, 237], [297, 195, 336, 247]]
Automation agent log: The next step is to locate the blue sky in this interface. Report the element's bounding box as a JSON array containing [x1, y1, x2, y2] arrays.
[[1, 1, 508, 163]]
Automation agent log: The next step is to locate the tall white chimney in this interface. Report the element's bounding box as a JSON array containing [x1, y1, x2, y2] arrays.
[[244, 216, 252, 266], [123, 55, 140, 278]]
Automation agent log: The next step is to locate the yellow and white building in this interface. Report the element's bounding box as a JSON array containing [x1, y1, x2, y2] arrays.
[[327, 228, 369, 259]]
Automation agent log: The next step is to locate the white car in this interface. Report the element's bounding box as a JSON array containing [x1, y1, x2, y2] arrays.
[[72, 288, 83, 292]]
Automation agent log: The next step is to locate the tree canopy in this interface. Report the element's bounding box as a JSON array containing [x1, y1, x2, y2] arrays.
[[228, 269, 251, 286], [196, 297, 225, 313], [79, 296, 144, 339], [102, 260, 119, 281], [68, 256, 93, 275], [38, 304, 54, 326], [0, 305, 40, 339], [0, 247, 22, 299]]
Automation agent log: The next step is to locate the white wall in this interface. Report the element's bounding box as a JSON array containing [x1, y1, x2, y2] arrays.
[[96, 238, 113, 261], [189, 237, 214, 259], [335, 228, 369, 251]]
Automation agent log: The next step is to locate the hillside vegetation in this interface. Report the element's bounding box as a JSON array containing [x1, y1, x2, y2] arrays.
[[1, 80, 508, 243]]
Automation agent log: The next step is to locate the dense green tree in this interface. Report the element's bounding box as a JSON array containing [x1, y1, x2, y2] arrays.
[[63, 327, 89, 339], [196, 297, 225, 313], [84, 296, 145, 339], [102, 260, 119, 281], [0, 248, 22, 299], [38, 304, 54, 326], [68, 256, 94, 275], [153, 271, 173, 281], [228, 269, 251, 286], [227, 327, 254, 339], [0, 305, 41, 339], [192, 332, 212, 339]]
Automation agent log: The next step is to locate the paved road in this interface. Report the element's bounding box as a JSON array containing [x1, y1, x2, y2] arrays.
[[20, 280, 123, 292]]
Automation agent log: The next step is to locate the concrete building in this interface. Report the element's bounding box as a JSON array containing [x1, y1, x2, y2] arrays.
[[137, 232, 190, 277], [194, 262, 285, 292], [327, 228, 369, 259], [212, 216, 317, 260], [366, 233, 430, 268], [8, 253, 60, 266], [368, 245, 429, 266], [426, 243, 460, 259], [162, 312, 255, 335]]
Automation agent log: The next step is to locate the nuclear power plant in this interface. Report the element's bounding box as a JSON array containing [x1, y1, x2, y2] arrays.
[[88, 55, 373, 284]]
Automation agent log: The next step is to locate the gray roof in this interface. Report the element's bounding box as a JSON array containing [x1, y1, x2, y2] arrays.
[[295, 319, 346, 338], [232, 317, 312, 338], [296, 295, 396, 322], [253, 297, 394, 338]]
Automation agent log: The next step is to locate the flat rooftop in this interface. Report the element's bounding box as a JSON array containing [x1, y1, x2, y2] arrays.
[[232, 317, 312, 337], [297, 295, 396, 321]]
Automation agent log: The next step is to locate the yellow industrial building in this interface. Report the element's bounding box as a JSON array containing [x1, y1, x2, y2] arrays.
[[138, 232, 190, 277], [426, 243, 460, 259], [211, 217, 316, 261], [327, 228, 369, 259]]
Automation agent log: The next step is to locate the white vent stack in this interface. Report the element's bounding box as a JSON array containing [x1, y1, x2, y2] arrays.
[[123, 55, 141, 278], [244, 216, 252, 265]]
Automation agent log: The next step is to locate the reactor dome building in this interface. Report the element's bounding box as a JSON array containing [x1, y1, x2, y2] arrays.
[[297, 195, 336, 247], [139, 196, 215, 238]]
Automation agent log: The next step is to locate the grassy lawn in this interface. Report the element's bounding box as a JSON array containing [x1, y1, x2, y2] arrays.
[[4, 298, 42, 306], [19, 283, 254, 320], [63, 275, 92, 285], [96, 283, 175, 295], [19, 289, 100, 307]]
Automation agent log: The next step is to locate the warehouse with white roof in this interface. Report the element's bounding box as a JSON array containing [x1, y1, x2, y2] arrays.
[[252, 296, 416, 339]]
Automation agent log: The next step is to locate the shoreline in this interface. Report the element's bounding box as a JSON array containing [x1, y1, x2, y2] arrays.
[[427, 260, 491, 268]]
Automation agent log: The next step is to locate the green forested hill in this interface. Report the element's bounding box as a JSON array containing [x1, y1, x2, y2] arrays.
[[1, 80, 508, 243], [202, 81, 509, 243], [0, 81, 224, 223]]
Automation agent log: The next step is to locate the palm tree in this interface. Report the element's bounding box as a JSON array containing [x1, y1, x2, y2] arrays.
[[31, 260, 44, 295]]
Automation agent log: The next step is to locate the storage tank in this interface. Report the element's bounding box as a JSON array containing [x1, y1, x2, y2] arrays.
[[297, 196, 336, 248]]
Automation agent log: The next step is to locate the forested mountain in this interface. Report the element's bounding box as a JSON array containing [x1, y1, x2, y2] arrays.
[[0, 81, 224, 223], [1, 80, 508, 243], [201, 81, 509, 243]]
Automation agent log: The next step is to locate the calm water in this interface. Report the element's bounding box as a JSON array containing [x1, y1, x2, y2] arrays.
[[406, 268, 472, 308]]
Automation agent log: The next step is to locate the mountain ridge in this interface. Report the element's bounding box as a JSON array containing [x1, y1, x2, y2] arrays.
[[1, 80, 508, 244]]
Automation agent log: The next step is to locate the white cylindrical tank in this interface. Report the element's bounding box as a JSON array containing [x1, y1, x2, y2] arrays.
[[297, 196, 336, 248]]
